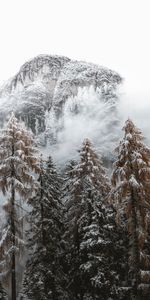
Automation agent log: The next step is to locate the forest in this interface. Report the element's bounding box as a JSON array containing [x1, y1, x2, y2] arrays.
[[0, 113, 150, 300]]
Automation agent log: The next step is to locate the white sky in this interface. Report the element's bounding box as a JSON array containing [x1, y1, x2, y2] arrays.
[[0, 0, 150, 98]]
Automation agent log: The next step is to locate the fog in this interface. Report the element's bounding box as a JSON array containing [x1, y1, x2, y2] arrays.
[[118, 83, 150, 144], [46, 84, 150, 164]]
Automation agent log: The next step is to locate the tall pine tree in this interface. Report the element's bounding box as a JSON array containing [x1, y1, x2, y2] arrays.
[[110, 119, 150, 299], [63, 139, 121, 299], [23, 156, 64, 300], [0, 113, 39, 300]]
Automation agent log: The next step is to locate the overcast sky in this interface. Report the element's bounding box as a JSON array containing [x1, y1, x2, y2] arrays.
[[0, 0, 150, 98]]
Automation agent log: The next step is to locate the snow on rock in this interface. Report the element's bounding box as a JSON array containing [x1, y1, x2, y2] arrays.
[[0, 55, 122, 163]]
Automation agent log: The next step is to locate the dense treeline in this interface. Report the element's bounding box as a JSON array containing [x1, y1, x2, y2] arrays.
[[0, 115, 150, 300]]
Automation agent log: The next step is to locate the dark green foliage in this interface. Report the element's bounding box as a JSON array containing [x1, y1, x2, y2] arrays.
[[61, 139, 126, 299], [23, 157, 64, 300]]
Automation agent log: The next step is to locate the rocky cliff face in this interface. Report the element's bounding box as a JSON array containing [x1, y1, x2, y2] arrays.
[[0, 55, 122, 159]]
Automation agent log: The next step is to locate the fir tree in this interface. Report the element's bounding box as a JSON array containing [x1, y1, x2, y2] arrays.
[[23, 156, 64, 300], [110, 119, 150, 299], [0, 113, 39, 300], [63, 139, 120, 299]]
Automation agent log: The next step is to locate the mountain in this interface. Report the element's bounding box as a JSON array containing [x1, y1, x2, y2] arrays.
[[0, 55, 122, 162]]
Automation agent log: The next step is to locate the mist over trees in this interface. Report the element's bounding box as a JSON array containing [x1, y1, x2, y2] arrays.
[[0, 115, 150, 300]]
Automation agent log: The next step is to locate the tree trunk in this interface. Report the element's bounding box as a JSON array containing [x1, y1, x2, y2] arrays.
[[130, 190, 140, 300], [41, 202, 46, 246], [11, 180, 16, 300], [11, 139, 16, 300], [40, 174, 46, 246]]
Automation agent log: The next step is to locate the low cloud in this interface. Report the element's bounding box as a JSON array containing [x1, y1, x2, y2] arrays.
[[45, 86, 121, 164]]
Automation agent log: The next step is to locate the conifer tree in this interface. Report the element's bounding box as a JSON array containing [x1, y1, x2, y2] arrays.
[[63, 139, 120, 299], [23, 156, 64, 300], [110, 119, 150, 299], [0, 113, 39, 300]]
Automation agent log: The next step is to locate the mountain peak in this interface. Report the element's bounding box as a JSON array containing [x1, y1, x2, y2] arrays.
[[0, 55, 122, 145]]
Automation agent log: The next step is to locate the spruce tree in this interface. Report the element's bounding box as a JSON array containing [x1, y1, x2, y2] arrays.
[[0, 113, 39, 300], [23, 156, 64, 300], [110, 119, 150, 299], [63, 139, 120, 299]]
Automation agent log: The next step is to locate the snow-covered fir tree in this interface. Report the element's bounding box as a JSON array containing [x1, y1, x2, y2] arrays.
[[23, 156, 65, 300], [0, 113, 39, 300], [62, 138, 122, 299], [110, 119, 150, 299]]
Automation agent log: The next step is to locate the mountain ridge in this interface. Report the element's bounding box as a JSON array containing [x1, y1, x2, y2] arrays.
[[0, 55, 122, 153]]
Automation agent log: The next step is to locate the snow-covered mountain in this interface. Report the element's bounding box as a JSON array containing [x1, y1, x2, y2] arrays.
[[0, 55, 122, 162]]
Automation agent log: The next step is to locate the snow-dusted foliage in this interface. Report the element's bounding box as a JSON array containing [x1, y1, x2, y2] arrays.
[[1, 55, 150, 300], [23, 157, 65, 300], [110, 118, 150, 299], [0, 113, 39, 196], [62, 139, 122, 299], [0, 113, 149, 299], [0, 113, 39, 299], [69, 138, 110, 194]]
